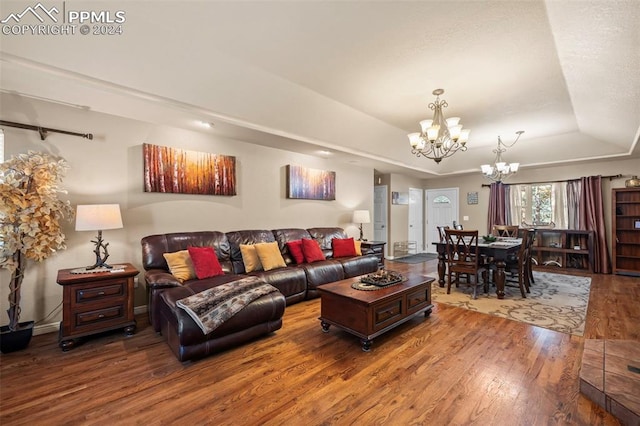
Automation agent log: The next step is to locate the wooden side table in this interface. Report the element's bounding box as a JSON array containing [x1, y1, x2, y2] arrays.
[[56, 263, 139, 351], [360, 241, 386, 269]]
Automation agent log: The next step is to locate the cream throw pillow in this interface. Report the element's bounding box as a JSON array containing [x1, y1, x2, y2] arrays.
[[354, 240, 362, 256], [163, 250, 196, 283], [255, 242, 287, 271], [240, 244, 263, 273]]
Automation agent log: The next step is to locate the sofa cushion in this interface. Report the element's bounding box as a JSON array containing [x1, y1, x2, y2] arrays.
[[187, 246, 224, 279], [302, 260, 344, 299], [307, 227, 349, 258], [240, 244, 263, 273], [354, 240, 362, 256], [332, 237, 357, 257], [163, 250, 196, 282], [226, 230, 276, 274], [249, 266, 307, 303], [286, 240, 305, 264], [302, 238, 326, 263], [272, 228, 313, 265], [142, 232, 233, 273], [336, 254, 379, 278], [255, 242, 287, 271]]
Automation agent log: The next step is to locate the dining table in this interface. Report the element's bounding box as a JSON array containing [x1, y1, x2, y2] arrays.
[[432, 238, 522, 299]]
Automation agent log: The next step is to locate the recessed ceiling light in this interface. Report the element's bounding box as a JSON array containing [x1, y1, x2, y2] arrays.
[[198, 121, 214, 128], [318, 150, 332, 156]]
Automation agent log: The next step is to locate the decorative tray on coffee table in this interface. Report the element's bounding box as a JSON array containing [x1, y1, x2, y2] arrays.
[[359, 270, 404, 287]]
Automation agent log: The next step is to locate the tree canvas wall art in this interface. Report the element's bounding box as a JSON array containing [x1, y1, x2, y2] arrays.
[[143, 143, 236, 195], [286, 164, 335, 200]]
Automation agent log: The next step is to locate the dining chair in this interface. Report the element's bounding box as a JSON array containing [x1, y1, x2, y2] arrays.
[[503, 228, 533, 297], [444, 229, 488, 299], [437, 225, 449, 243], [524, 228, 536, 285], [492, 225, 519, 238]]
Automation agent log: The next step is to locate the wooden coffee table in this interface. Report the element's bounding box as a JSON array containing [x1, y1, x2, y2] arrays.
[[318, 272, 434, 351]]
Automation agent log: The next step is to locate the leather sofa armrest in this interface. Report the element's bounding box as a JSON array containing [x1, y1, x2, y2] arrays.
[[145, 269, 181, 289]]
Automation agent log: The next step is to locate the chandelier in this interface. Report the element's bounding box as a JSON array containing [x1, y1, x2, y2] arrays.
[[407, 89, 470, 164], [481, 131, 525, 182]]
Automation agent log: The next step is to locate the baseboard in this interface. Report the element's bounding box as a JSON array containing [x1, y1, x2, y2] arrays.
[[33, 305, 148, 336], [34, 322, 60, 336], [134, 305, 148, 315]]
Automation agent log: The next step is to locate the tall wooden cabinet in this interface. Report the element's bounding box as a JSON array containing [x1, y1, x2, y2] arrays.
[[612, 188, 640, 276]]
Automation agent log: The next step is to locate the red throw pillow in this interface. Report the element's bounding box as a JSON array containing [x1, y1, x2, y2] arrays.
[[286, 240, 305, 264], [332, 237, 356, 258], [187, 246, 224, 279], [301, 238, 326, 263]]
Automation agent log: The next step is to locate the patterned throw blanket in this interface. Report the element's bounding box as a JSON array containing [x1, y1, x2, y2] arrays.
[[176, 276, 279, 335]]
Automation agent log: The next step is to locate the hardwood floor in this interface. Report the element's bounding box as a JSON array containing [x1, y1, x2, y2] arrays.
[[1, 260, 638, 425]]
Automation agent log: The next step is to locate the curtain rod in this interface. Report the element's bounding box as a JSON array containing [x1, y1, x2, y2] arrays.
[[481, 174, 623, 187], [0, 120, 93, 141]]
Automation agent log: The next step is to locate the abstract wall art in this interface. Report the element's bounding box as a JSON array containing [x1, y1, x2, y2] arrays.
[[143, 143, 236, 195], [286, 164, 335, 200]]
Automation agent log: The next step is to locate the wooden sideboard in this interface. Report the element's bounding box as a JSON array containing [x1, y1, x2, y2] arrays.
[[360, 241, 386, 269], [531, 229, 595, 273]]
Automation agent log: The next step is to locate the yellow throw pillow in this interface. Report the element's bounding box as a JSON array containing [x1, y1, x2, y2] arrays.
[[240, 244, 263, 273], [163, 250, 196, 283], [255, 241, 287, 271], [354, 240, 362, 256]]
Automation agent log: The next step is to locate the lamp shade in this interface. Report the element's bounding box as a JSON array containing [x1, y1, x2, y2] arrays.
[[75, 204, 123, 231], [352, 210, 370, 224]]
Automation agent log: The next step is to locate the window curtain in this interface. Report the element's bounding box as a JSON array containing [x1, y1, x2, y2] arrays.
[[509, 184, 523, 225], [487, 182, 507, 234], [579, 176, 611, 273], [504, 185, 512, 225], [566, 179, 583, 229], [552, 182, 568, 229]]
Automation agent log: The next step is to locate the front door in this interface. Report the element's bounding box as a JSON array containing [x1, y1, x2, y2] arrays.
[[425, 188, 459, 253]]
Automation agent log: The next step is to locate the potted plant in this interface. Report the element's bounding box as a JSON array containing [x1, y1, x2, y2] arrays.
[[0, 150, 74, 353]]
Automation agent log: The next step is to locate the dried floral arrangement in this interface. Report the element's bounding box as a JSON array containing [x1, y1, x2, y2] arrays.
[[0, 151, 74, 332]]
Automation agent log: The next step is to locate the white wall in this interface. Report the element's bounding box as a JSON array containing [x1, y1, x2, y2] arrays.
[[0, 95, 374, 333]]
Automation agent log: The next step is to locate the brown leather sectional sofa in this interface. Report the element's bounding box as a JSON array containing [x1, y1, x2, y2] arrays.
[[141, 227, 379, 361]]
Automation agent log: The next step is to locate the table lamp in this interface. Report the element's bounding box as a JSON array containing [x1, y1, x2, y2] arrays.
[[75, 204, 123, 270], [352, 210, 370, 241]]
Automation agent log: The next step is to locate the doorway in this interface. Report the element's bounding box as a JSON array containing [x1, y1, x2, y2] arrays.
[[425, 187, 459, 253], [408, 188, 424, 252], [373, 185, 388, 245]]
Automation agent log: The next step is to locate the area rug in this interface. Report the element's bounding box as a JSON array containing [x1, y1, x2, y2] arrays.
[[431, 271, 591, 336], [388, 253, 438, 264]]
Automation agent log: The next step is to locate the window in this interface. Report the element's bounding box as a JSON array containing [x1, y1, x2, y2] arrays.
[[518, 184, 553, 226], [510, 182, 567, 228], [433, 195, 450, 204]]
